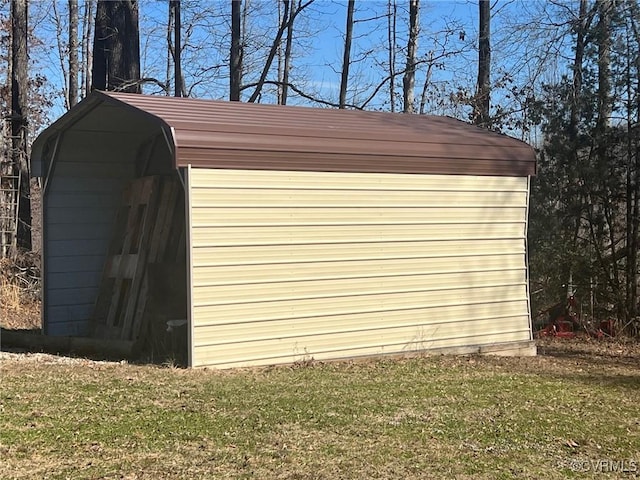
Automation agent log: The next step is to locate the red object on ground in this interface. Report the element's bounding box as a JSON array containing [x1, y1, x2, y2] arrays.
[[536, 296, 579, 338], [538, 317, 577, 338]]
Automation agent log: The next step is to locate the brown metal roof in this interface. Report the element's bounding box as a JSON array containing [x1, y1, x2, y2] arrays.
[[35, 91, 537, 177]]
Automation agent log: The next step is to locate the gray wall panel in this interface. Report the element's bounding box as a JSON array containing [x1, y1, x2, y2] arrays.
[[47, 239, 111, 257], [47, 193, 118, 209], [51, 178, 126, 193], [46, 255, 107, 273], [54, 162, 134, 177], [48, 304, 93, 320], [47, 271, 102, 289], [47, 288, 97, 306], [43, 131, 136, 335], [47, 207, 119, 224], [46, 223, 111, 241]]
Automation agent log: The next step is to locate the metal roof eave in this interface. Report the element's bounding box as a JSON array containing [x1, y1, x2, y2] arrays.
[[101, 92, 536, 177], [32, 91, 536, 179]]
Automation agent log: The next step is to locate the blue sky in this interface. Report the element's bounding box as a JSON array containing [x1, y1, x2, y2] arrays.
[[25, 0, 562, 140], [29, 1, 478, 107]]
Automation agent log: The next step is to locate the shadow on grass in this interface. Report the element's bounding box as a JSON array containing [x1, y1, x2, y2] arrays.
[[0, 327, 186, 367], [537, 338, 640, 370], [546, 371, 640, 391], [540, 347, 640, 371], [535, 337, 640, 390]]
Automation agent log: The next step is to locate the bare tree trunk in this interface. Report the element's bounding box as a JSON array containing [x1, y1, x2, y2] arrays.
[[403, 0, 419, 113], [11, 0, 30, 253], [276, 0, 296, 105], [52, 2, 69, 108], [230, 0, 242, 101], [339, 0, 355, 109], [596, 0, 612, 132], [563, 0, 593, 308], [82, 0, 94, 96], [388, 0, 396, 112], [595, 0, 618, 318], [92, 0, 141, 93], [474, 0, 490, 126], [166, 1, 174, 95], [69, 0, 79, 107], [569, 0, 590, 142], [625, 19, 639, 323], [418, 52, 434, 114], [277, 0, 285, 103], [281, 0, 295, 105], [628, 5, 640, 326], [247, 0, 312, 103], [171, 0, 183, 97]]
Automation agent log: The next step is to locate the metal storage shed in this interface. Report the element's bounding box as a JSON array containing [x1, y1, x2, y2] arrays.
[[31, 91, 537, 368]]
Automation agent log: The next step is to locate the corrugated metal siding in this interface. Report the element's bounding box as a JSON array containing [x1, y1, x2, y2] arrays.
[[189, 169, 531, 368], [43, 131, 135, 336], [101, 92, 536, 177]]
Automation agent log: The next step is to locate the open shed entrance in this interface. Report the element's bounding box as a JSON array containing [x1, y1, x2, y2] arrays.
[[90, 173, 188, 365]]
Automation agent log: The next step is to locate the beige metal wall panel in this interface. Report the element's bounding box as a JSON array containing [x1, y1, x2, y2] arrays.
[[192, 269, 526, 305], [194, 330, 530, 370], [191, 207, 526, 226], [193, 302, 530, 345], [193, 315, 531, 348], [192, 284, 527, 324], [190, 224, 526, 247], [188, 169, 532, 368], [189, 169, 531, 191], [196, 301, 526, 346], [191, 239, 525, 266], [192, 255, 526, 285], [191, 189, 528, 208]]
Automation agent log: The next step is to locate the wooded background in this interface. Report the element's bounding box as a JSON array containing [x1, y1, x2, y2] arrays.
[[1, 0, 639, 334]]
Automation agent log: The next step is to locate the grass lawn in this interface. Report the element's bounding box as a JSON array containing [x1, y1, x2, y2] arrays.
[[1, 337, 639, 479]]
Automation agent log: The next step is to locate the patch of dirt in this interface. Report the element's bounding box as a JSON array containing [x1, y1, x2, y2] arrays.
[[0, 349, 119, 365]]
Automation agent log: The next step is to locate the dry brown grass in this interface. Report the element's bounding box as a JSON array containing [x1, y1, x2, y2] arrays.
[[0, 277, 21, 310], [1, 182, 42, 331], [0, 255, 41, 331]]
